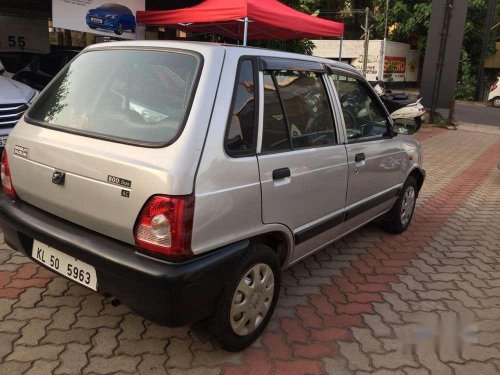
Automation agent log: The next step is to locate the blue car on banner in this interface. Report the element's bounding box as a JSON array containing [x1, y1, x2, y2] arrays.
[[86, 3, 136, 35]]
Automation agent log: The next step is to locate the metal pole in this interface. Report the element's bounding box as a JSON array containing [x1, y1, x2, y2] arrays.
[[380, 0, 389, 80], [243, 17, 249, 46], [339, 36, 343, 61], [363, 7, 369, 77]]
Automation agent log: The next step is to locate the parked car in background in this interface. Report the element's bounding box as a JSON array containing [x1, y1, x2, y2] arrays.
[[0, 51, 42, 78], [0, 75, 37, 151], [0, 41, 425, 352], [488, 77, 500, 108], [12, 50, 79, 91], [86, 3, 136, 35]]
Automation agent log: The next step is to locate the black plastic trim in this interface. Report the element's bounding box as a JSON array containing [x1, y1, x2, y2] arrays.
[[0, 194, 249, 326], [272, 167, 291, 180], [258, 57, 325, 73], [345, 187, 400, 221], [294, 186, 400, 245], [295, 212, 344, 245]]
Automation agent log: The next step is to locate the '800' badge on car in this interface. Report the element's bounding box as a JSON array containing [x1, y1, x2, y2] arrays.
[[14, 145, 29, 159]]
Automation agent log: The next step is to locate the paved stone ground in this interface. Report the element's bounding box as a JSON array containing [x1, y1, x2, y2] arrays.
[[1, 127, 499, 374]]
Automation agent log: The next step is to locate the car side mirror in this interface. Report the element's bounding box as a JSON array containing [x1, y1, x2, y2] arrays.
[[392, 118, 421, 135]]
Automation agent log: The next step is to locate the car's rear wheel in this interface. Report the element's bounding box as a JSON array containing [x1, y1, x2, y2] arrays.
[[115, 22, 123, 35], [212, 243, 280, 352], [492, 97, 500, 108], [382, 176, 418, 234], [89, 25, 97, 29]]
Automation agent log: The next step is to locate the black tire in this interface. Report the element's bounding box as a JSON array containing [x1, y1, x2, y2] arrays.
[[212, 243, 281, 352], [89, 26, 97, 30], [115, 22, 123, 35], [131, 27, 136, 33], [382, 176, 418, 234], [492, 97, 500, 108]]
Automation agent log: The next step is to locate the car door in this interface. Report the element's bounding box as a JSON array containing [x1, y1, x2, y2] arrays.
[[256, 58, 348, 262], [329, 70, 405, 221]]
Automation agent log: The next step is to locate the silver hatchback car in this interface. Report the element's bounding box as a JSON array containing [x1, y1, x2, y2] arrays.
[[0, 41, 424, 351]]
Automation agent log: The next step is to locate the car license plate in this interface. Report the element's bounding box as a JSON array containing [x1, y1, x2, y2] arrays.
[[0, 137, 7, 147], [91, 17, 103, 24], [32, 240, 97, 291]]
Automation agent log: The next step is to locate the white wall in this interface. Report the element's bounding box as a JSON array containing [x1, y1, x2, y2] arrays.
[[312, 39, 420, 82]]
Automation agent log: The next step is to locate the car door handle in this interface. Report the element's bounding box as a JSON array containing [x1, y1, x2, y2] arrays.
[[272, 168, 291, 180], [355, 153, 366, 162]]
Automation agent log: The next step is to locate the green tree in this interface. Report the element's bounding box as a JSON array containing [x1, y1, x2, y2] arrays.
[[367, 0, 496, 99]]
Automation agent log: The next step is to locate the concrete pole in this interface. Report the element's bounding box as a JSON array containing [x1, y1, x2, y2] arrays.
[[339, 36, 343, 61], [380, 0, 389, 80], [363, 7, 369, 77], [243, 17, 249, 46]]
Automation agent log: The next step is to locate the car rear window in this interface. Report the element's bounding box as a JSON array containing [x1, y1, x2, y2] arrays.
[[27, 49, 201, 146]]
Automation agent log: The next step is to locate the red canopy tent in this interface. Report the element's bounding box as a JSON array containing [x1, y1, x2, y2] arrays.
[[137, 0, 344, 45]]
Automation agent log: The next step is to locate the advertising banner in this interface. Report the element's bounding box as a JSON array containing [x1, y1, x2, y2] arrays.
[[53, 0, 145, 40], [0, 16, 50, 53], [384, 56, 406, 81]]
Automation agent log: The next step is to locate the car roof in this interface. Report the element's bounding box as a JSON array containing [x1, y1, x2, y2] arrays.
[[84, 40, 361, 76]]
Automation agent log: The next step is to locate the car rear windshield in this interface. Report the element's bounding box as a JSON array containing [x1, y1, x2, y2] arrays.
[[27, 49, 201, 146]]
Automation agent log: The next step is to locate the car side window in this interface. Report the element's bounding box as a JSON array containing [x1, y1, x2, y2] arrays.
[[274, 70, 336, 149], [225, 59, 257, 157], [331, 73, 389, 142], [261, 71, 292, 153], [261, 69, 336, 153]]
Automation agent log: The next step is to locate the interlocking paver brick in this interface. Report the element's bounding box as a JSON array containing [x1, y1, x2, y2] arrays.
[[83, 355, 141, 374], [0, 127, 499, 374], [25, 360, 59, 375], [55, 343, 91, 375], [6, 344, 64, 361]]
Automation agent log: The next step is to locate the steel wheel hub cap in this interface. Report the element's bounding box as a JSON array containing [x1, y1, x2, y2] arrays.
[[401, 186, 416, 226], [230, 263, 275, 337]]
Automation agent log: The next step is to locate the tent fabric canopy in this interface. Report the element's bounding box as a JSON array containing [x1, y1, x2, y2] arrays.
[[137, 0, 344, 41]]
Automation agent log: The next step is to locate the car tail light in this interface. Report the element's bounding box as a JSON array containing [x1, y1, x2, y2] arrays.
[[1, 151, 17, 200], [134, 195, 195, 261], [491, 83, 498, 92]]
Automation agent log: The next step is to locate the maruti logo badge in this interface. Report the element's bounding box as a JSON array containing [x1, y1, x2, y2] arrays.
[[52, 171, 65, 186]]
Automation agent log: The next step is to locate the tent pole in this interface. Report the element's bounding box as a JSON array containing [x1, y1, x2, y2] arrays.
[[338, 36, 343, 61], [243, 17, 249, 46]]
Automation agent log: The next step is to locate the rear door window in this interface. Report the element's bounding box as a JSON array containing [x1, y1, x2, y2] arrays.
[[274, 70, 336, 149], [261, 69, 336, 153], [27, 49, 201, 146]]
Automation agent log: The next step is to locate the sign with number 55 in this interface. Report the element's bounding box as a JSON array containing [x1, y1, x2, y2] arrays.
[[0, 16, 50, 53]]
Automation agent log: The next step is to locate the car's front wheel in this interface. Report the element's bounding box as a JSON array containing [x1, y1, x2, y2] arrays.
[[212, 243, 280, 352], [115, 22, 123, 35], [382, 176, 418, 234]]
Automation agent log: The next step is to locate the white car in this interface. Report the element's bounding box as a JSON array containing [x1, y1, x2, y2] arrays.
[[0, 63, 37, 149], [488, 77, 500, 108]]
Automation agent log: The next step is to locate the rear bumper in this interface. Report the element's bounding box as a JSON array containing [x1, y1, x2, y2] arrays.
[[0, 194, 248, 326]]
